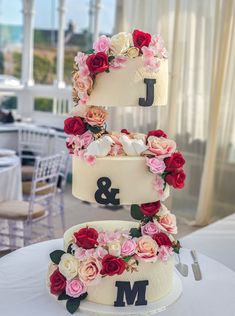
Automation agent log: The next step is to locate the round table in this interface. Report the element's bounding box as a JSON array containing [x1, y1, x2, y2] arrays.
[[0, 240, 235, 316], [0, 155, 22, 202]]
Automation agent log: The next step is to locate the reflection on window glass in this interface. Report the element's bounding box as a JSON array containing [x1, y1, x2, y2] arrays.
[[0, 0, 22, 83]]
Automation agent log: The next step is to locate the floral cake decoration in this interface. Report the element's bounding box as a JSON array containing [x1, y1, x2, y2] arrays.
[[72, 29, 168, 106], [48, 202, 181, 314]]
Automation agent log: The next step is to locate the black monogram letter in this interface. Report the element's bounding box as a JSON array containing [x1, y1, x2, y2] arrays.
[[114, 281, 149, 307], [138, 78, 156, 107], [95, 177, 120, 205]]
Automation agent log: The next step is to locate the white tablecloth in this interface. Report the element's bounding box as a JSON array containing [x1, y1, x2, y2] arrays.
[[0, 239, 235, 316], [0, 155, 22, 202], [181, 213, 235, 271]]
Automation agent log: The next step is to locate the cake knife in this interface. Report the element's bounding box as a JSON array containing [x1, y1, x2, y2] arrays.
[[190, 249, 202, 281]]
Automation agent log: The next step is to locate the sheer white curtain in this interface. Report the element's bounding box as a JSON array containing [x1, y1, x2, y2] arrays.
[[110, 0, 235, 225]]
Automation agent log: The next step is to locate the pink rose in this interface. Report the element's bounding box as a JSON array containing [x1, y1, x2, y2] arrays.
[[121, 239, 137, 257], [74, 52, 87, 67], [153, 176, 169, 201], [141, 222, 159, 236], [146, 157, 166, 174], [158, 246, 173, 261], [73, 73, 93, 97], [135, 236, 158, 262], [66, 278, 87, 298], [147, 136, 176, 158], [155, 213, 177, 235], [79, 65, 90, 77], [78, 257, 101, 285], [85, 106, 108, 127], [93, 35, 111, 53]]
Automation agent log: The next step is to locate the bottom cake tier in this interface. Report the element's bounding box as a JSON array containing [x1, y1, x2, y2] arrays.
[[63, 220, 174, 306]]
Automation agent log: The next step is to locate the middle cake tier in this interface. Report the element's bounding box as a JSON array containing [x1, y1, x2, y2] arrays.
[[72, 155, 170, 205]]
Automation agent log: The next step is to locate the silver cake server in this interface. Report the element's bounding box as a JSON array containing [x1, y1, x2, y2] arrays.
[[175, 253, 188, 277], [191, 249, 202, 281]]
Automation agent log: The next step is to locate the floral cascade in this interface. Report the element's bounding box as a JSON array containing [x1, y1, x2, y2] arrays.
[[72, 29, 167, 106], [64, 109, 186, 198], [48, 202, 181, 314]]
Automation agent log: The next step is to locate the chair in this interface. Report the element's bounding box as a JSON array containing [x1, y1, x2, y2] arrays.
[[0, 154, 62, 249], [18, 126, 55, 180], [54, 152, 70, 231]]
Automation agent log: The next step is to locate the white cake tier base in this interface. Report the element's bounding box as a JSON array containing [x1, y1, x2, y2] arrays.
[[79, 273, 182, 316]]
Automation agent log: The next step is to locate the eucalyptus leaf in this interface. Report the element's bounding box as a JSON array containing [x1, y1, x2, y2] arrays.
[[49, 250, 65, 264]]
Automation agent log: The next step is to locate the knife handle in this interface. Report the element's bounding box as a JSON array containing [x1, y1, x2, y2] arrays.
[[191, 249, 198, 263]]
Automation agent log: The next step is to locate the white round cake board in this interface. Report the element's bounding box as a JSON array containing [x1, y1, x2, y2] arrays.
[[79, 273, 182, 316]]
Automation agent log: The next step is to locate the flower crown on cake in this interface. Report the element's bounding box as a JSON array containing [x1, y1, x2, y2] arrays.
[[72, 29, 168, 106], [48, 203, 180, 314]]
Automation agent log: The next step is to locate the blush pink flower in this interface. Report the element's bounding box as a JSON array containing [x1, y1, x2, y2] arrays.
[[158, 246, 173, 261], [110, 55, 128, 69], [80, 130, 94, 148], [93, 35, 111, 53], [146, 157, 166, 174], [74, 52, 87, 67], [155, 213, 177, 235], [135, 236, 158, 262], [84, 154, 96, 165], [66, 278, 87, 298], [97, 231, 108, 246], [121, 239, 137, 257], [73, 73, 93, 97], [109, 144, 125, 156], [79, 65, 90, 77], [78, 257, 101, 285], [95, 246, 108, 259], [74, 247, 96, 260], [78, 94, 89, 106], [142, 46, 155, 58], [141, 222, 160, 237], [147, 136, 176, 158]]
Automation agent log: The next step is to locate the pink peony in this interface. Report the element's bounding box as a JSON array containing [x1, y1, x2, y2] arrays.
[[141, 222, 160, 237], [158, 246, 173, 261], [66, 278, 87, 298], [147, 136, 176, 158], [135, 236, 158, 262], [146, 157, 166, 174], [74, 247, 96, 260], [79, 130, 94, 148], [121, 239, 137, 257], [93, 35, 111, 53], [95, 246, 108, 259], [155, 213, 177, 235]]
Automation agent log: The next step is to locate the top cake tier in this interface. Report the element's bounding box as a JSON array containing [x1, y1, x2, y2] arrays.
[[72, 30, 168, 107]]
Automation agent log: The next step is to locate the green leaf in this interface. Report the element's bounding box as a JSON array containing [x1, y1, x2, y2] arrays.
[[67, 244, 73, 254], [49, 250, 65, 265], [123, 256, 132, 263], [129, 227, 141, 238], [66, 298, 81, 314], [84, 49, 95, 55], [105, 69, 110, 73], [87, 124, 102, 134], [130, 204, 144, 220], [108, 55, 115, 62], [58, 292, 71, 301], [173, 240, 181, 254], [78, 292, 88, 301]]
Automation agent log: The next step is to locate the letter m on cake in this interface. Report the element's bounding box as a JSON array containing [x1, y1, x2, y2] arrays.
[[114, 280, 149, 307]]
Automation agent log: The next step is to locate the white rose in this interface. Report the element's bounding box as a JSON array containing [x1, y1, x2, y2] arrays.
[[110, 32, 132, 56], [59, 253, 79, 280], [108, 241, 121, 257]]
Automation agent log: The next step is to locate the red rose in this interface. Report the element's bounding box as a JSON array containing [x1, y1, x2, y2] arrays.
[[147, 129, 168, 139], [49, 269, 66, 295], [164, 152, 185, 171], [140, 201, 161, 217], [100, 255, 126, 276], [132, 29, 151, 50], [121, 129, 130, 135], [165, 169, 186, 189], [74, 227, 98, 249], [153, 232, 172, 247], [86, 52, 109, 74], [64, 116, 86, 135]]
